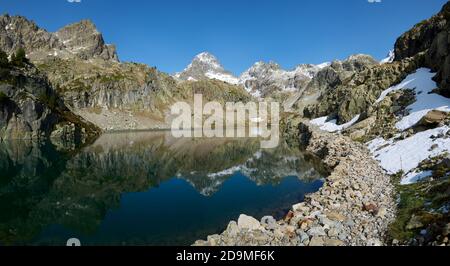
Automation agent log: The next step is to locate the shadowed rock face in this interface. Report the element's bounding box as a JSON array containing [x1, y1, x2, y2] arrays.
[[0, 63, 100, 143], [394, 1, 450, 96], [0, 15, 118, 62]]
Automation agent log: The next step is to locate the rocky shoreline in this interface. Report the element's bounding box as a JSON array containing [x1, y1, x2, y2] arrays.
[[194, 121, 397, 246]]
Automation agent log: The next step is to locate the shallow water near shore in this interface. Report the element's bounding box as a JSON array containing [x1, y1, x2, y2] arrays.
[[0, 131, 325, 246]]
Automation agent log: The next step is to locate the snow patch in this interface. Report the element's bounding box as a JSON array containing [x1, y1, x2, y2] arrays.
[[380, 50, 395, 64], [368, 126, 450, 178], [402, 171, 433, 185], [374, 68, 450, 131], [195, 52, 222, 69], [311, 115, 360, 133], [205, 71, 239, 85]]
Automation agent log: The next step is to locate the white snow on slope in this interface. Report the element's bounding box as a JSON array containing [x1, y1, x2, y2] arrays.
[[196, 52, 222, 69], [205, 71, 240, 85], [380, 50, 395, 64], [368, 126, 450, 178], [402, 171, 433, 185], [311, 115, 360, 133], [375, 68, 450, 131]]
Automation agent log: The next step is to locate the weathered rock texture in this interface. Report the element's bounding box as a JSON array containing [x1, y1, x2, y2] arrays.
[[0, 15, 252, 131], [36, 57, 251, 131], [394, 1, 450, 96], [0, 63, 100, 144], [0, 15, 118, 62], [293, 54, 379, 117], [304, 54, 425, 124], [303, 2, 450, 125]]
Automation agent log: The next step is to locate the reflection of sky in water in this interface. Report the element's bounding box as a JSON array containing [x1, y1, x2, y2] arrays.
[[0, 131, 325, 246]]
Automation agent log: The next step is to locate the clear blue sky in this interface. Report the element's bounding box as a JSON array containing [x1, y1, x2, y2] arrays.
[[0, 0, 447, 75]]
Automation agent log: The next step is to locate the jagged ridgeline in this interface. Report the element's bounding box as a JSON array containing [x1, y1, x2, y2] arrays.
[[0, 15, 252, 137], [300, 2, 450, 129]]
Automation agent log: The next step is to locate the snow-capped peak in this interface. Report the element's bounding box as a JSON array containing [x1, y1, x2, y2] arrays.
[[174, 52, 239, 85], [174, 52, 330, 98], [194, 52, 221, 68]]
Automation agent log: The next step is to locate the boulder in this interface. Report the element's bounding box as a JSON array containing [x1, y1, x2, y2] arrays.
[[415, 110, 448, 128], [237, 214, 263, 231], [309, 236, 325, 246]]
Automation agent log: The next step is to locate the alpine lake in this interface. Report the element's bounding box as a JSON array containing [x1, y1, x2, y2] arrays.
[[0, 130, 327, 246]]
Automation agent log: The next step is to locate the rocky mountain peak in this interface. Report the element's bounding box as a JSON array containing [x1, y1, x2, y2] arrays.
[[193, 52, 221, 67], [243, 61, 282, 76], [239, 61, 329, 98], [174, 52, 239, 84], [328, 54, 378, 73], [0, 14, 118, 62], [55, 19, 118, 62]]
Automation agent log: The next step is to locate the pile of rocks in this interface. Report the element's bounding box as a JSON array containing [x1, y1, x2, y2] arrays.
[[194, 122, 396, 246]]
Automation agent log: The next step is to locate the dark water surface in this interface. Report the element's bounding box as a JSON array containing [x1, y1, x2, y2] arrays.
[[0, 131, 325, 246]]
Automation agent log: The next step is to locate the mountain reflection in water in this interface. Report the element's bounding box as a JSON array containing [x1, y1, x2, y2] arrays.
[[0, 131, 325, 246]]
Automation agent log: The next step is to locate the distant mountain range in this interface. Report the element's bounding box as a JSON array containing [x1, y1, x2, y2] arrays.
[[173, 51, 398, 99]]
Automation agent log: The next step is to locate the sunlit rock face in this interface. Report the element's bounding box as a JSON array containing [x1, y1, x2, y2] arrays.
[[0, 15, 118, 62]]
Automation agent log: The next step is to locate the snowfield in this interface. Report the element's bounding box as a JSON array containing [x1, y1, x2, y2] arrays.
[[375, 68, 450, 131], [367, 68, 450, 184], [368, 126, 450, 176]]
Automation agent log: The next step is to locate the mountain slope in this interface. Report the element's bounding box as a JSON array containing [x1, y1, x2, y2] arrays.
[[394, 1, 450, 96], [289, 1, 450, 246], [0, 16, 251, 131], [0, 58, 100, 145]]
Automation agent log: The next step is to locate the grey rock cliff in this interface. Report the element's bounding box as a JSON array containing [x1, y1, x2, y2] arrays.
[[292, 54, 379, 115], [0, 62, 100, 144], [0, 15, 118, 62], [394, 1, 450, 96]]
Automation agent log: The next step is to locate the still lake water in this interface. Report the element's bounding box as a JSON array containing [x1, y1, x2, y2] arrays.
[[0, 131, 325, 246]]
